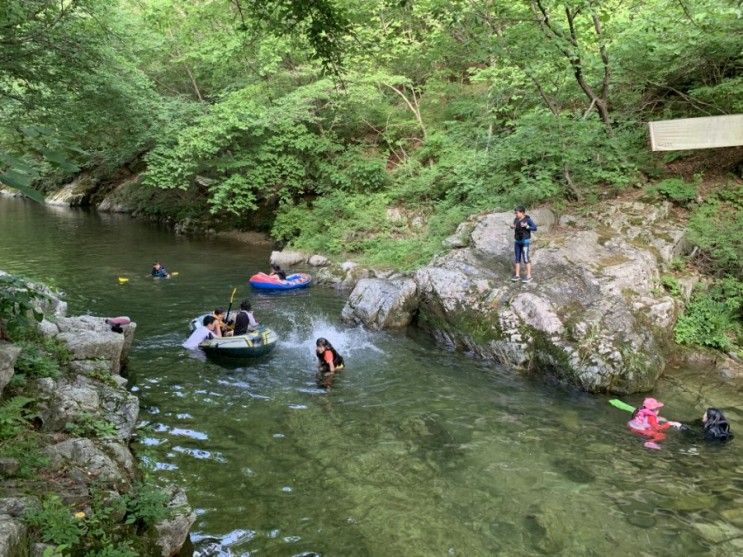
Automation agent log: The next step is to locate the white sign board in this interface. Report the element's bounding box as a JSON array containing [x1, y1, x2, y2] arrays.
[[649, 114, 743, 151]]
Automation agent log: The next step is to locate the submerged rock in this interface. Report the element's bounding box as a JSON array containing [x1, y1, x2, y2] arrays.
[[692, 521, 743, 544]]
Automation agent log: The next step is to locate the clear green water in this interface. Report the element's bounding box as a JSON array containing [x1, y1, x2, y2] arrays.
[[2, 197, 742, 556]]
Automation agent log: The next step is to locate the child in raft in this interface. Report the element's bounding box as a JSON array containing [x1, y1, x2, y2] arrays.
[[627, 397, 682, 450]]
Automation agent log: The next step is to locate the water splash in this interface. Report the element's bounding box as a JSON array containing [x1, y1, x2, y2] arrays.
[[279, 314, 384, 365]]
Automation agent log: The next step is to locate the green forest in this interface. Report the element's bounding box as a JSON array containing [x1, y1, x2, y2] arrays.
[[1, 0, 740, 274]]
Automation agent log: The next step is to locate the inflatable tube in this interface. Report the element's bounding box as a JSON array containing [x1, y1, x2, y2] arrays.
[[105, 316, 131, 326], [249, 272, 312, 290]]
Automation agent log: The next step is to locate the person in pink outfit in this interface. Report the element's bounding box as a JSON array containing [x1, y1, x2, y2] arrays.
[[627, 397, 682, 450]]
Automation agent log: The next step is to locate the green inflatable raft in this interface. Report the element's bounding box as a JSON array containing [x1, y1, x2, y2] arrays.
[[189, 314, 278, 359]]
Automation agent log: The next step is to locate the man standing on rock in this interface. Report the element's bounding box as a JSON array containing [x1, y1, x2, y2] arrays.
[[511, 206, 537, 283]]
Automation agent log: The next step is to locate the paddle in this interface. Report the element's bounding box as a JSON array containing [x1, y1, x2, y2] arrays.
[[225, 287, 237, 323], [609, 399, 635, 413]]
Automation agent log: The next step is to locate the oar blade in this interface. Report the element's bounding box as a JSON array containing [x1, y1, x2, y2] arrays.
[[609, 399, 636, 413]]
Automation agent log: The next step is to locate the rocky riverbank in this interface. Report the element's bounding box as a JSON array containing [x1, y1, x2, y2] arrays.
[[0, 274, 194, 556], [273, 199, 740, 394]]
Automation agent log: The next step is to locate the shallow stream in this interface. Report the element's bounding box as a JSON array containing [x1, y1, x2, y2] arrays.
[[1, 197, 742, 556]]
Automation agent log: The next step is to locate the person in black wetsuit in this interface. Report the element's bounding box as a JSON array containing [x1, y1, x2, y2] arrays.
[[151, 262, 170, 278], [315, 337, 344, 388], [687, 408, 734, 443], [233, 300, 259, 336]]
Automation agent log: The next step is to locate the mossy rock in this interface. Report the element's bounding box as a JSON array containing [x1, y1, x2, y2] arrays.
[[416, 303, 503, 348]]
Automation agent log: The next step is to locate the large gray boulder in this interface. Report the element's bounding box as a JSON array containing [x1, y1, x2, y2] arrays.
[[0, 342, 21, 397], [342, 278, 418, 329], [270, 250, 308, 267], [43, 438, 130, 486], [470, 207, 556, 259], [45, 174, 97, 207], [340, 201, 690, 393], [56, 329, 125, 372], [54, 315, 136, 374], [442, 219, 477, 249], [97, 176, 138, 213], [101, 441, 136, 478], [308, 254, 329, 267], [0, 498, 38, 518], [38, 375, 139, 441], [315, 261, 373, 290]]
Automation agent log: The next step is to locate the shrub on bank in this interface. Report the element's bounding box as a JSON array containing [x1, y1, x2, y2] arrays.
[[674, 277, 742, 354]]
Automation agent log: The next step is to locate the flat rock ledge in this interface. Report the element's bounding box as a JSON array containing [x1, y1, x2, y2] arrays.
[[0, 275, 194, 556], [339, 201, 695, 394]]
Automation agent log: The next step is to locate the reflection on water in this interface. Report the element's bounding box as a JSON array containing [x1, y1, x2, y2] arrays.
[[1, 197, 742, 555]]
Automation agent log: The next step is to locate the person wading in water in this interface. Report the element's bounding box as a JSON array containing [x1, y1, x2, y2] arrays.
[[315, 337, 344, 388]]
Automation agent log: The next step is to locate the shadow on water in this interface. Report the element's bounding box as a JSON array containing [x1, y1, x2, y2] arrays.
[[2, 197, 743, 556]]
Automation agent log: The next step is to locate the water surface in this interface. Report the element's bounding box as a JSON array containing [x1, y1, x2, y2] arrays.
[[1, 197, 742, 556]]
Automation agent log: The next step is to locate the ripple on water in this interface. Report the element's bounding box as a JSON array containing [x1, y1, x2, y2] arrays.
[[170, 428, 209, 440], [191, 528, 260, 556], [140, 437, 166, 446], [221, 528, 257, 546], [154, 462, 178, 471], [172, 445, 225, 462]]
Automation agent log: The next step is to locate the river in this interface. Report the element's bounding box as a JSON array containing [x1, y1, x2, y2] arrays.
[[1, 197, 742, 556]]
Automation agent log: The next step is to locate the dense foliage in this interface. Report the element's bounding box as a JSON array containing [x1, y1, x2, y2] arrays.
[[673, 183, 743, 355], [0, 274, 45, 339], [675, 277, 742, 352], [2, 0, 741, 262], [1, 1, 741, 342]]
